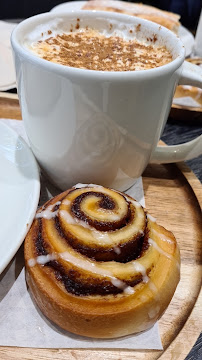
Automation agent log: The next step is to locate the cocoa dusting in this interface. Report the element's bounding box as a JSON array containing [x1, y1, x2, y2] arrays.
[[147, 34, 158, 43], [30, 28, 172, 71]]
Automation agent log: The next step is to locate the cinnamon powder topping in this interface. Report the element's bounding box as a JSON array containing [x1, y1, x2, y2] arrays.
[[29, 28, 172, 71]]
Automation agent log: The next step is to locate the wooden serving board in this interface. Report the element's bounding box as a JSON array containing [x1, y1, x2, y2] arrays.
[[0, 94, 201, 360]]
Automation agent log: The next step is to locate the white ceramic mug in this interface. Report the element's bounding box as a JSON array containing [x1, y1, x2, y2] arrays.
[[11, 11, 202, 191]]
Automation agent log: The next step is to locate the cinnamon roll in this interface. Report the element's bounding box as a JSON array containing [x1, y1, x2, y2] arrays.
[[24, 184, 180, 338]]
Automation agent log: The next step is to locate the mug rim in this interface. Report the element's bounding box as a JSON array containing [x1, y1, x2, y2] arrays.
[[11, 10, 185, 80]]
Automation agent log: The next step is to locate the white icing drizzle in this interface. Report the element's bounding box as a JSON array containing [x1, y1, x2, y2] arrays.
[[36, 253, 57, 264], [148, 280, 160, 301], [152, 229, 174, 244], [62, 199, 70, 205], [88, 183, 103, 188], [148, 305, 160, 319], [139, 294, 147, 302], [60, 251, 134, 294], [60, 209, 112, 244], [123, 286, 135, 295], [133, 262, 149, 283], [28, 258, 37, 267], [113, 246, 121, 255], [59, 209, 80, 225], [111, 278, 134, 294], [148, 281, 158, 293], [60, 251, 113, 279], [73, 183, 103, 189], [147, 214, 156, 222], [28, 249, 135, 294], [92, 230, 112, 243], [103, 213, 120, 221], [36, 201, 61, 219], [139, 280, 159, 303], [73, 183, 90, 189], [111, 278, 125, 289], [130, 199, 142, 208], [148, 238, 173, 260], [28, 253, 57, 267]]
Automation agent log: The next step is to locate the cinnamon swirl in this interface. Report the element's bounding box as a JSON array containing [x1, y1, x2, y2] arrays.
[[24, 184, 180, 338]]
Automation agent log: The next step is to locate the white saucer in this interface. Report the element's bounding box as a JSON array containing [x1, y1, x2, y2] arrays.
[[0, 122, 40, 274], [51, 1, 194, 57]]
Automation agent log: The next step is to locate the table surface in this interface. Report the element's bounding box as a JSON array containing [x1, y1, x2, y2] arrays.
[[161, 117, 202, 360]]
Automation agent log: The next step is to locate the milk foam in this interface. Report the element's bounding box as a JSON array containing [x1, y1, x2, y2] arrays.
[[21, 11, 176, 73], [24, 18, 64, 44], [24, 16, 165, 49]]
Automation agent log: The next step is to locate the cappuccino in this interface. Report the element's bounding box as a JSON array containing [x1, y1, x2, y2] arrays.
[[26, 20, 172, 71], [12, 11, 202, 191]]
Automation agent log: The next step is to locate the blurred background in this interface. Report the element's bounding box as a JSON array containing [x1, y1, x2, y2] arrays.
[[0, 0, 201, 30]]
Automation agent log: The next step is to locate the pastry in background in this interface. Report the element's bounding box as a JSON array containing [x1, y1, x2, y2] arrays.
[[24, 184, 180, 338], [173, 58, 202, 109], [82, 0, 181, 33], [173, 85, 202, 108]]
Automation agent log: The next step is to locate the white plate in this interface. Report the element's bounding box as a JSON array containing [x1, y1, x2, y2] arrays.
[[51, 1, 194, 56], [0, 122, 40, 274], [0, 21, 17, 91], [178, 25, 194, 57], [0, 44, 16, 90]]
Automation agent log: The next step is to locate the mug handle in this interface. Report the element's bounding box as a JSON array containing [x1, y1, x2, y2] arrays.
[[151, 61, 202, 164]]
